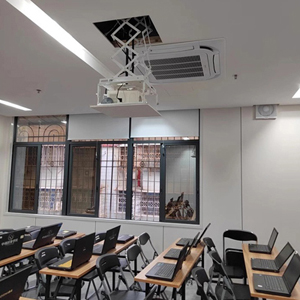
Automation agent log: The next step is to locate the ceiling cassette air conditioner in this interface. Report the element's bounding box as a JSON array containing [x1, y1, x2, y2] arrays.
[[138, 40, 222, 84], [255, 105, 278, 119]]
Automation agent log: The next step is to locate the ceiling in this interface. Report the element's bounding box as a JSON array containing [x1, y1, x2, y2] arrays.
[[1, 0, 300, 117]]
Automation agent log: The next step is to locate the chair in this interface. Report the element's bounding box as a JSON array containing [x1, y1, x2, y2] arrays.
[[59, 237, 101, 300], [137, 232, 158, 267], [208, 250, 255, 300], [223, 230, 257, 283], [34, 246, 75, 299], [192, 266, 217, 300], [96, 253, 149, 300]]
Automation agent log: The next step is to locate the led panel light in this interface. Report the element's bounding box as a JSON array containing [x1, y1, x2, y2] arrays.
[[7, 0, 113, 78], [0, 100, 32, 111], [292, 87, 300, 98]]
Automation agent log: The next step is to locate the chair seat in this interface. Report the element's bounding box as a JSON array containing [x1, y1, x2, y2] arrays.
[[216, 283, 253, 300], [110, 290, 145, 300], [83, 269, 98, 280]]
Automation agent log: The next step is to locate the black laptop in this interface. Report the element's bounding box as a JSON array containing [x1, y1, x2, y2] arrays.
[[0, 229, 25, 260], [22, 223, 62, 250], [0, 265, 32, 300], [93, 225, 120, 255], [251, 242, 294, 272], [249, 228, 278, 254], [48, 233, 95, 271], [253, 253, 300, 297], [176, 223, 211, 247], [146, 244, 188, 281], [164, 232, 200, 260], [117, 234, 134, 243], [56, 230, 77, 239]]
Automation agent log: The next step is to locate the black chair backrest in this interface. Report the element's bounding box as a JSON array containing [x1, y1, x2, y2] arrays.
[[138, 232, 150, 245], [126, 244, 142, 262], [203, 237, 216, 252], [192, 267, 217, 300], [35, 246, 60, 270], [96, 254, 120, 281], [208, 250, 227, 277], [223, 229, 257, 242], [59, 238, 76, 256]]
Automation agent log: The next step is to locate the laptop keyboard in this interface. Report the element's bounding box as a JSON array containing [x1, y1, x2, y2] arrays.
[[155, 264, 175, 277], [165, 248, 180, 258], [264, 276, 285, 291], [255, 259, 276, 269], [93, 244, 103, 252]]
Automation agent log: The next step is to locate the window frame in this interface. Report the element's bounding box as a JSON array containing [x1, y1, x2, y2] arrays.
[[160, 140, 200, 224]]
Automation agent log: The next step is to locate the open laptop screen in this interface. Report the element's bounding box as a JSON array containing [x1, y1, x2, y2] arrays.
[[283, 253, 300, 293], [267, 228, 278, 249], [0, 265, 32, 300], [275, 242, 294, 268]]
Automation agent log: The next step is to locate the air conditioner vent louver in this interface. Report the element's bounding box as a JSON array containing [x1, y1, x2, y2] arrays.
[[138, 40, 222, 83]]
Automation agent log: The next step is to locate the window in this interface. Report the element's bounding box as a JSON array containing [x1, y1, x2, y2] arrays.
[[9, 116, 67, 214], [9, 115, 200, 224]]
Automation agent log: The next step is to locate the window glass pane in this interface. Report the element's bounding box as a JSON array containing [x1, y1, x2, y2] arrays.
[[11, 146, 38, 211], [99, 144, 127, 219], [69, 146, 96, 215], [132, 143, 160, 221], [38, 145, 65, 215], [165, 145, 197, 222], [16, 115, 67, 142]]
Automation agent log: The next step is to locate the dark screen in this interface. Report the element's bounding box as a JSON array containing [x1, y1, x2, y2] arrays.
[[267, 228, 278, 249], [275, 242, 294, 268], [283, 253, 300, 292]]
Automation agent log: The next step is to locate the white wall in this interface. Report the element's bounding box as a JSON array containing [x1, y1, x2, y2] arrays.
[[242, 105, 300, 251], [1, 106, 300, 258]]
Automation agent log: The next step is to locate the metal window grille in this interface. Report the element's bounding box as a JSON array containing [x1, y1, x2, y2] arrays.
[[131, 143, 160, 221], [70, 146, 96, 215], [99, 144, 127, 219], [38, 145, 65, 215]]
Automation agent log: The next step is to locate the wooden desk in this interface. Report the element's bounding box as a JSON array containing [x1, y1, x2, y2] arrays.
[[134, 238, 205, 300], [0, 233, 84, 268], [20, 298, 36, 300], [242, 244, 300, 300], [40, 237, 137, 300]]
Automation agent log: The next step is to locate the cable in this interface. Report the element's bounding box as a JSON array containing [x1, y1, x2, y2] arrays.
[[116, 83, 124, 102]]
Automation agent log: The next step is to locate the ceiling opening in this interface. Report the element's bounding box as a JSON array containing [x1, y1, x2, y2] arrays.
[[94, 15, 162, 48]]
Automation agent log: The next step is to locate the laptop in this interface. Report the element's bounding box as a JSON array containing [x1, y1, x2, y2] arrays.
[[0, 265, 32, 300], [48, 233, 95, 271], [164, 232, 200, 260], [117, 234, 134, 243], [0, 229, 25, 260], [93, 225, 120, 255], [22, 223, 62, 250], [146, 244, 188, 281], [251, 242, 294, 272], [176, 223, 211, 247], [249, 228, 278, 254], [253, 253, 300, 297], [56, 230, 77, 239]]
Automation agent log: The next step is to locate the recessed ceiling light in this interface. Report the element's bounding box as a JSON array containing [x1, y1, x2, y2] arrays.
[[292, 87, 300, 98], [7, 0, 113, 78], [61, 121, 67, 124], [0, 100, 32, 111], [183, 137, 190, 140]]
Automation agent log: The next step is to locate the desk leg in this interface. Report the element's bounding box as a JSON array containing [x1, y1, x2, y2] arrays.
[[75, 278, 82, 300], [172, 288, 177, 299], [201, 250, 205, 268], [134, 258, 137, 275], [45, 275, 51, 300], [181, 281, 186, 300], [146, 283, 150, 295]]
